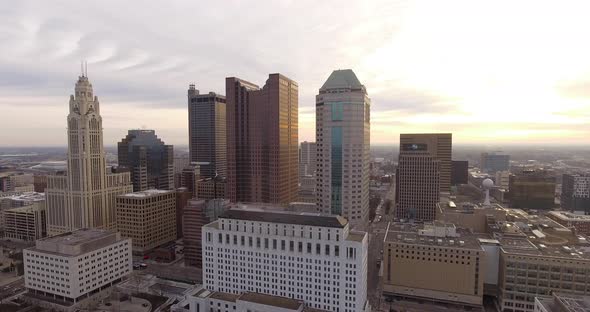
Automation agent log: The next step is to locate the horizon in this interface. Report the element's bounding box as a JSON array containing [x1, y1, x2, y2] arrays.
[[1, 1, 590, 147]]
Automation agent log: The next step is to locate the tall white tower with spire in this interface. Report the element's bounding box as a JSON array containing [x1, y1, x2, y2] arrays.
[[46, 70, 132, 235]]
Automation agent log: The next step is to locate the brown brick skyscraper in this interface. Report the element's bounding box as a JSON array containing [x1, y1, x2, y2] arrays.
[[226, 74, 298, 205]]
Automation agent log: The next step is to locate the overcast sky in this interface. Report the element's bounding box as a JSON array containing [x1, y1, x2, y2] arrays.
[[1, 0, 590, 147]]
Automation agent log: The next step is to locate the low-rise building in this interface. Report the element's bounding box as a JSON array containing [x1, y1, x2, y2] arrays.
[[383, 222, 485, 308], [4, 203, 46, 241], [23, 229, 132, 310], [188, 288, 318, 312], [116, 189, 176, 255], [547, 211, 590, 236], [0, 192, 46, 232]]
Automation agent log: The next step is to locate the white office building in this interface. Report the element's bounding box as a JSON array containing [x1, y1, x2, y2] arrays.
[[315, 69, 371, 229], [202, 208, 369, 312], [23, 229, 132, 307]]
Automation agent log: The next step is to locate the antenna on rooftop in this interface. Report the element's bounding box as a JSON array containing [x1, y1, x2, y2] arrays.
[[80, 61, 84, 77]]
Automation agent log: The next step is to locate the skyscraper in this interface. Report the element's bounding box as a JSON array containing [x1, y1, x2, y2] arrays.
[[226, 74, 298, 205], [46, 74, 132, 235], [188, 85, 227, 179], [316, 69, 371, 228], [395, 134, 450, 221], [117, 129, 174, 192], [400, 133, 452, 193]]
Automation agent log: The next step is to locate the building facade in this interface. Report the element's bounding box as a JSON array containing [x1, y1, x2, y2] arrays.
[[508, 169, 556, 209], [188, 85, 227, 179], [562, 174, 590, 214], [3, 203, 46, 242], [315, 69, 371, 229], [117, 129, 174, 192], [451, 160, 469, 186], [23, 229, 132, 306], [299, 141, 317, 177], [46, 75, 133, 235], [395, 135, 444, 221], [183, 198, 228, 267], [188, 288, 309, 312], [115, 190, 176, 254], [481, 152, 510, 174], [226, 74, 298, 205], [383, 222, 485, 307], [202, 209, 369, 312], [400, 133, 452, 193]]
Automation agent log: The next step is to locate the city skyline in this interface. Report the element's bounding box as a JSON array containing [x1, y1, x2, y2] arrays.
[[1, 1, 590, 147]]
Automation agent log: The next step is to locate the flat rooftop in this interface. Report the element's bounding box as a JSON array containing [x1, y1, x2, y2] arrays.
[[537, 293, 590, 312], [220, 209, 348, 228], [384, 222, 486, 250], [28, 228, 122, 256], [500, 235, 590, 260], [119, 189, 174, 198], [238, 292, 303, 310]]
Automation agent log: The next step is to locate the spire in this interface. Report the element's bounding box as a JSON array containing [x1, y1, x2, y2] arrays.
[[80, 61, 88, 77]]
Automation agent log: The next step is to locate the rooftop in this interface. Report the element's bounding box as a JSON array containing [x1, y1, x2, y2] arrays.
[[29, 228, 122, 256], [537, 293, 590, 312], [120, 189, 174, 198], [220, 209, 348, 228], [384, 222, 486, 250], [238, 292, 303, 310], [319, 69, 365, 92]]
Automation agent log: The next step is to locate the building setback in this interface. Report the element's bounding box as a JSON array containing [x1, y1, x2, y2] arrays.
[[116, 189, 176, 254], [225, 74, 298, 205], [188, 86, 227, 179], [23, 229, 132, 307], [315, 69, 371, 229], [46, 74, 133, 235], [117, 129, 174, 192], [201, 208, 369, 312]]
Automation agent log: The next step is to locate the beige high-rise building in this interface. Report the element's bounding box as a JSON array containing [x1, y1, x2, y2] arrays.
[[400, 133, 452, 193], [116, 189, 176, 255], [316, 69, 371, 229], [46, 74, 133, 235]]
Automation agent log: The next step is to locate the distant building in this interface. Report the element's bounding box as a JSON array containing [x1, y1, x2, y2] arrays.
[[3, 194, 46, 241], [117, 129, 174, 192], [116, 190, 176, 255], [547, 211, 590, 236], [183, 198, 228, 267], [508, 169, 556, 209], [395, 134, 451, 221], [46, 75, 133, 235], [180, 163, 200, 198], [451, 160, 469, 185], [495, 171, 511, 190], [201, 208, 369, 311], [188, 85, 227, 179], [0, 173, 34, 192], [173, 155, 190, 188], [298, 175, 316, 203], [33, 175, 48, 193], [23, 229, 132, 309], [196, 177, 226, 200], [299, 141, 317, 177], [562, 174, 590, 214], [188, 288, 310, 312], [315, 69, 371, 229], [400, 133, 452, 193], [226, 74, 298, 205], [175, 187, 192, 239], [480, 152, 510, 174]]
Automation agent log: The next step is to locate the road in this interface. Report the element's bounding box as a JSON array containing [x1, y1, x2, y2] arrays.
[[0, 277, 24, 302]]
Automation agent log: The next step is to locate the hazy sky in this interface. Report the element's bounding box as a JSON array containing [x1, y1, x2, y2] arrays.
[[1, 0, 589, 147]]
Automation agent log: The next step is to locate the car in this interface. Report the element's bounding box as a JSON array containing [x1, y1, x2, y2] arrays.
[[143, 255, 150, 260], [139, 263, 147, 269]]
